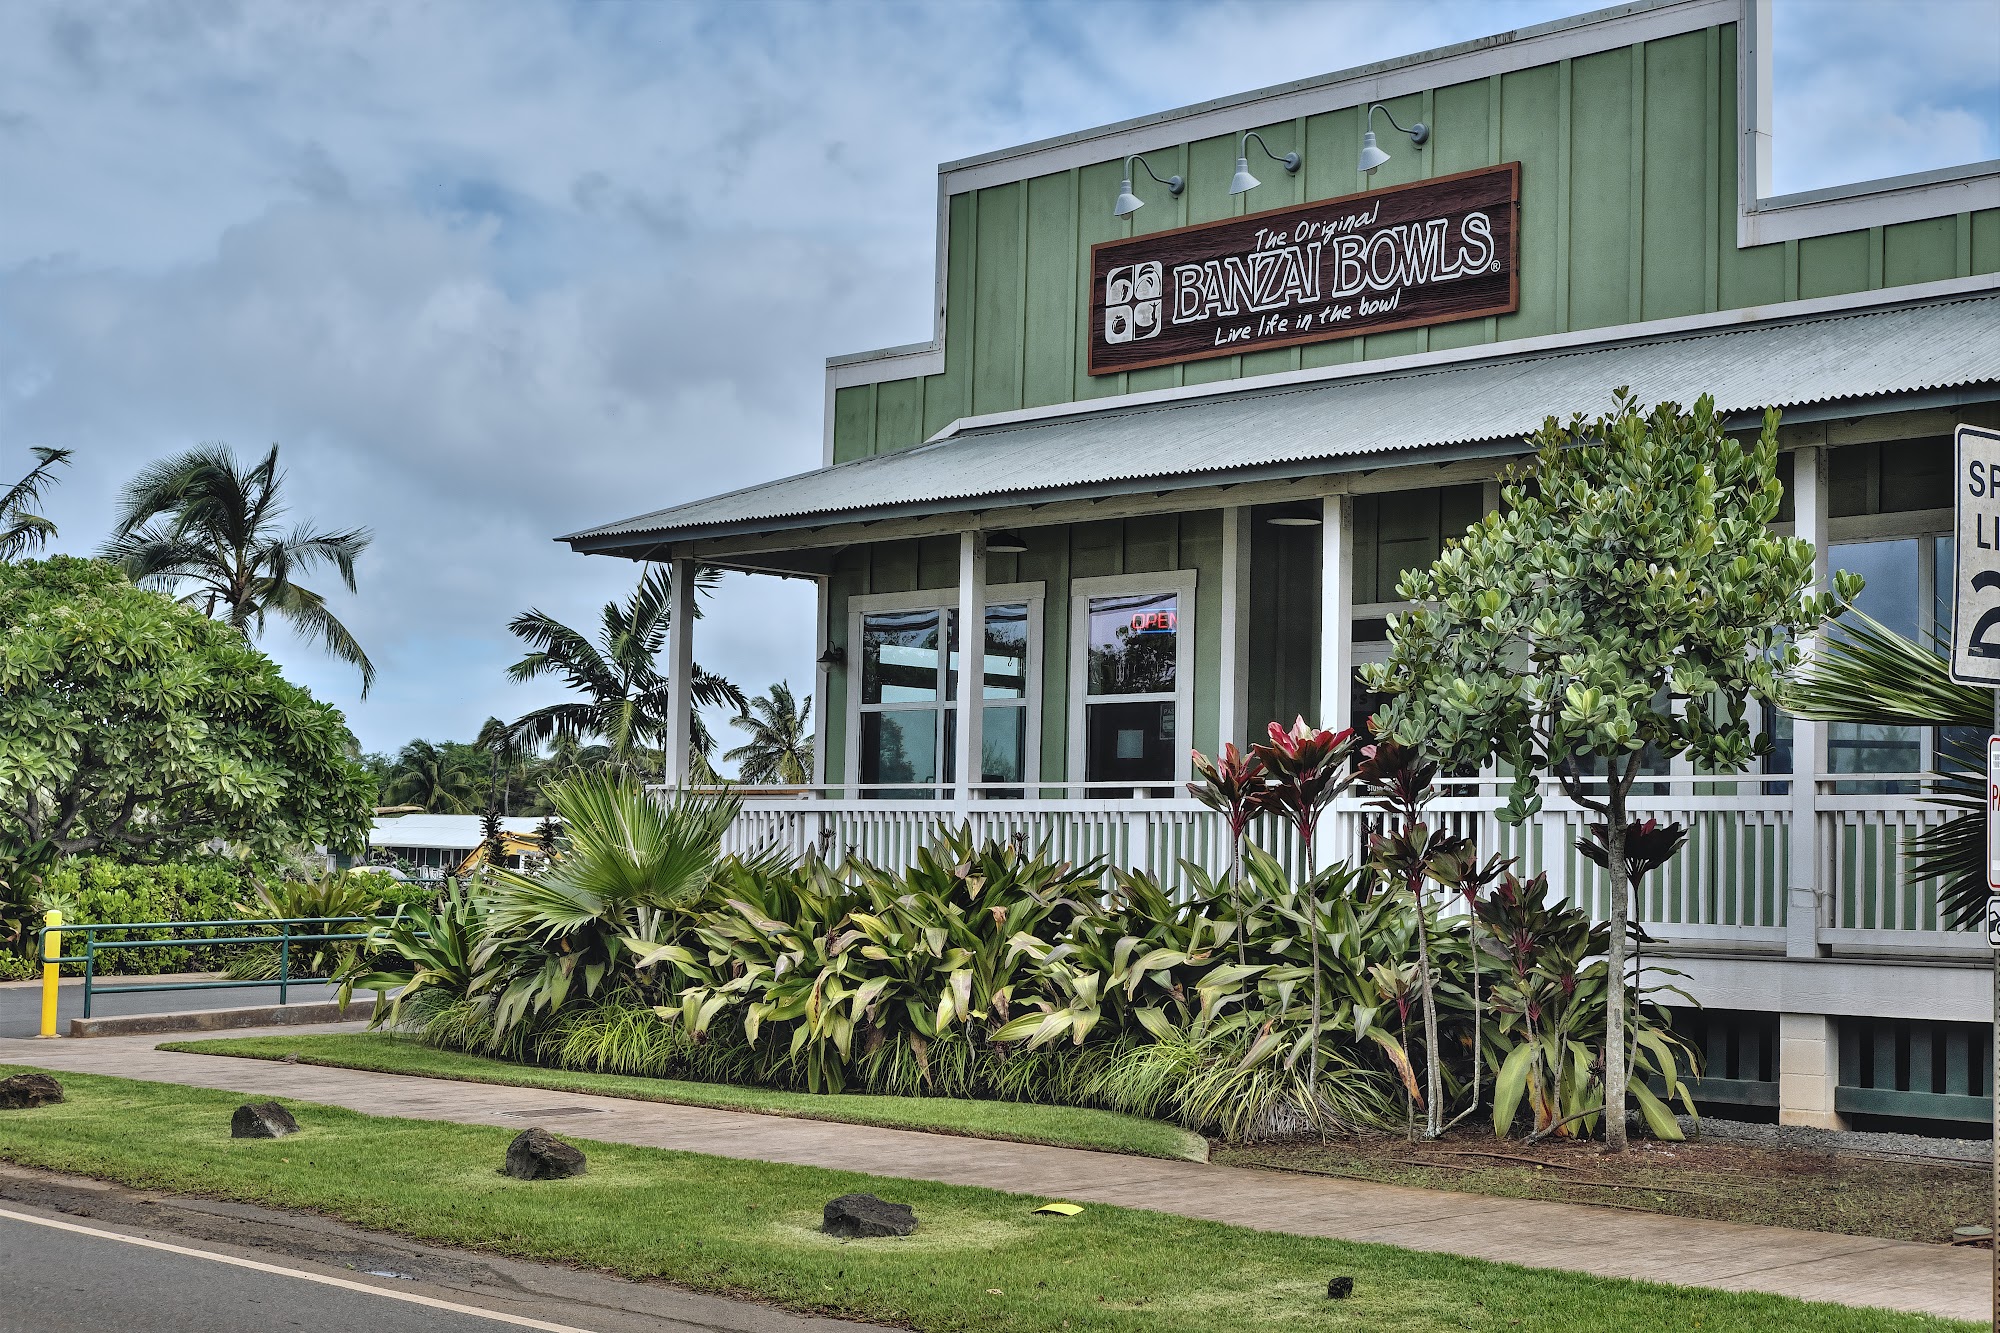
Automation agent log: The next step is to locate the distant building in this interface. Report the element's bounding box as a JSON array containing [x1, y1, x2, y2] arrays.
[[368, 813, 545, 880]]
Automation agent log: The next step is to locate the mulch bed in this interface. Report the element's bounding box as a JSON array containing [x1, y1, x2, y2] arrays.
[[1214, 1128, 1990, 1244]]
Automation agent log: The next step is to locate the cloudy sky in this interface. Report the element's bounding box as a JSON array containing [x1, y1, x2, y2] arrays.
[[2, 0, 1995, 764]]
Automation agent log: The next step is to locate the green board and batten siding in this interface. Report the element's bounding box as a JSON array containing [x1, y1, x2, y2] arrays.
[[832, 23, 2000, 464]]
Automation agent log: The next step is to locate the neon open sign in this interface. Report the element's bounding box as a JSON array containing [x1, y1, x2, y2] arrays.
[[1129, 610, 1177, 636]]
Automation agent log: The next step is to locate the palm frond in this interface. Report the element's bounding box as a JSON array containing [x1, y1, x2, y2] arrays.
[[0, 447, 72, 561], [263, 581, 378, 697], [1784, 606, 1992, 928]]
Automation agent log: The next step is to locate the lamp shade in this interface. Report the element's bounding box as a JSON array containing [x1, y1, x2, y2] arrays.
[[1357, 131, 1391, 173], [985, 530, 1028, 554], [1113, 178, 1144, 217], [1228, 156, 1260, 195]]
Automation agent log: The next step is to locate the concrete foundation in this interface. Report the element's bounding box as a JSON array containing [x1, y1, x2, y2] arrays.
[[1777, 1012, 1847, 1130]]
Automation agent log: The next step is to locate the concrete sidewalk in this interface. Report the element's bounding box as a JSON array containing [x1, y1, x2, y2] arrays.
[[0, 1027, 1987, 1324]]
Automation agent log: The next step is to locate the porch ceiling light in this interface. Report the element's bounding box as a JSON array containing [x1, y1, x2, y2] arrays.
[[1113, 153, 1183, 218], [985, 530, 1029, 554], [1359, 103, 1428, 175], [1228, 130, 1302, 196], [1266, 509, 1322, 527]]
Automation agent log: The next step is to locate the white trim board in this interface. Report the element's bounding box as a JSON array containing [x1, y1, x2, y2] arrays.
[[924, 273, 2000, 445]]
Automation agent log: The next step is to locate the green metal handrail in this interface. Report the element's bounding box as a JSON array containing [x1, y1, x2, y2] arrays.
[[36, 915, 397, 1018]]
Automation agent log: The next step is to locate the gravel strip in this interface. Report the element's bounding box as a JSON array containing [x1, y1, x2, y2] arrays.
[[1676, 1114, 1992, 1163]]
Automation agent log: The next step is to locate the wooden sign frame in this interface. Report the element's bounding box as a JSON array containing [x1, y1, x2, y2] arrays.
[[1087, 162, 1521, 376]]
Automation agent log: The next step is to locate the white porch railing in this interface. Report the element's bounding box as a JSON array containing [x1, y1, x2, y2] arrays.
[[685, 777, 1976, 958]]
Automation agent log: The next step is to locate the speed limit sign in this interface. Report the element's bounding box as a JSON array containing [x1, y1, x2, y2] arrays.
[[1951, 425, 2000, 685]]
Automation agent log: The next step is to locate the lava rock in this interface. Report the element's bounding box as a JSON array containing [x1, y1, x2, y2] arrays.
[[821, 1193, 918, 1238], [1326, 1276, 1354, 1300], [0, 1073, 64, 1109], [504, 1127, 587, 1180], [230, 1101, 300, 1139]]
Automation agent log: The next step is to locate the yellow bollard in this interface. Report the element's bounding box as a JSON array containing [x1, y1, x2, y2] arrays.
[[38, 909, 61, 1039]]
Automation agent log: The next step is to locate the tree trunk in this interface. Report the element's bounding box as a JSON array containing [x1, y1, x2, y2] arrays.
[[1414, 884, 1443, 1137], [1603, 792, 1630, 1153], [1305, 836, 1322, 1088], [1231, 834, 1247, 967]]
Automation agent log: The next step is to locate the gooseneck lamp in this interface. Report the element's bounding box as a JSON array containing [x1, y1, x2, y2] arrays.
[[1113, 153, 1184, 218], [1358, 103, 1428, 174], [1228, 130, 1302, 196]]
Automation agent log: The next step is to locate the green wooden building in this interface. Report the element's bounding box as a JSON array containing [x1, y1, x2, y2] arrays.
[[568, 0, 2000, 1130]]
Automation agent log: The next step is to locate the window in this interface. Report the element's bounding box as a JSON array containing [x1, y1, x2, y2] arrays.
[[1796, 436, 1960, 792], [849, 585, 1041, 798], [1071, 573, 1195, 796]]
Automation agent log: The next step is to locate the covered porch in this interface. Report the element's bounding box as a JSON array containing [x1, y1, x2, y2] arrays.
[[565, 290, 2000, 968]]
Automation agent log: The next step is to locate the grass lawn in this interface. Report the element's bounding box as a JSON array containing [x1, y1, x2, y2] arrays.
[[161, 1031, 1207, 1161], [1218, 1131, 1987, 1245], [0, 1064, 1974, 1333]]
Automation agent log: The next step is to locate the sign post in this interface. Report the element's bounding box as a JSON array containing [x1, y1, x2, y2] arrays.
[[1952, 423, 2000, 1321]]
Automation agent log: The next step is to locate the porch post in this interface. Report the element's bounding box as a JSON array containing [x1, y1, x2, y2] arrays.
[[1320, 494, 1354, 735], [811, 574, 830, 791], [955, 531, 985, 810], [663, 556, 697, 790], [1218, 506, 1252, 752], [1787, 445, 1829, 959]]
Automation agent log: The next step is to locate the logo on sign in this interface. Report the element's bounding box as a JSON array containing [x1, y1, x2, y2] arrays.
[[1103, 262, 1163, 345]]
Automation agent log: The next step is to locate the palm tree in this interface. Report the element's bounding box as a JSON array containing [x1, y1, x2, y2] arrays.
[[1783, 607, 1988, 928], [725, 681, 814, 785], [384, 739, 483, 814], [1, 447, 71, 561], [102, 443, 375, 694], [503, 563, 746, 777]]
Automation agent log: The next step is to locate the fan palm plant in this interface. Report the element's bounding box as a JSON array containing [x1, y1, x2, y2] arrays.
[[1783, 607, 1989, 928], [474, 771, 738, 1037], [101, 442, 375, 693], [504, 564, 747, 776], [724, 681, 813, 784], [1, 447, 71, 561]]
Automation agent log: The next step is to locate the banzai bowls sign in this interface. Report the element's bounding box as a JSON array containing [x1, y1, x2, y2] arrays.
[[1088, 163, 1520, 376]]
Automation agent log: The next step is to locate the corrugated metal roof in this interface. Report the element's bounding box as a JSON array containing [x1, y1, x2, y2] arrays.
[[567, 293, 2000, 549], [370, 814, 542, 850]]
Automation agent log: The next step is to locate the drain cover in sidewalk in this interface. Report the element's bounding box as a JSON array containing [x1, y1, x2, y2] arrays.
[[497, 1106, 605, 1119]]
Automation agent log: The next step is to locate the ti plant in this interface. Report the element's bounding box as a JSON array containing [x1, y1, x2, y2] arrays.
[[1187, 743, 1272, 965], [1356, 738, 1503, 1139], [1251, 717, 1360, 1084]]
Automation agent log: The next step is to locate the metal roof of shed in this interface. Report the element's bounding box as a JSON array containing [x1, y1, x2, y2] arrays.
[[565, 292, 2000, 553]]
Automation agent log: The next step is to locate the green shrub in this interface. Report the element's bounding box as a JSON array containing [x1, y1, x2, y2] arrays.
[[37, 858, 251, 975]]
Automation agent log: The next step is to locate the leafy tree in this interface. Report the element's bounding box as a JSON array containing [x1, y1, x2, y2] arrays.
[[102, 442, 375, 695], [0, 557, 373, 901], [724, 681, 813, 785], [1365, 392, 1842, 1150], [503, 564, 746, 775], [1, 447, 71, 562], [383, 739, 484, 814]]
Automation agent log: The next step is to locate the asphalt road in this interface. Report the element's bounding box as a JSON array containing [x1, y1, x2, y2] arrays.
[[0, 1211, 540, 1333], [0, 1168, 882, 1333], [0, 978, 341, 1039]]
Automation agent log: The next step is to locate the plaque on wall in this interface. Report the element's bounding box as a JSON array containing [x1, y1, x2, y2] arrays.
[[1088, 162, 1520, 376]]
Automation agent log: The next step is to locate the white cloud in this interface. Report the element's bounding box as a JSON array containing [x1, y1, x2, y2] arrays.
[[0, 0, 1991, 762]]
